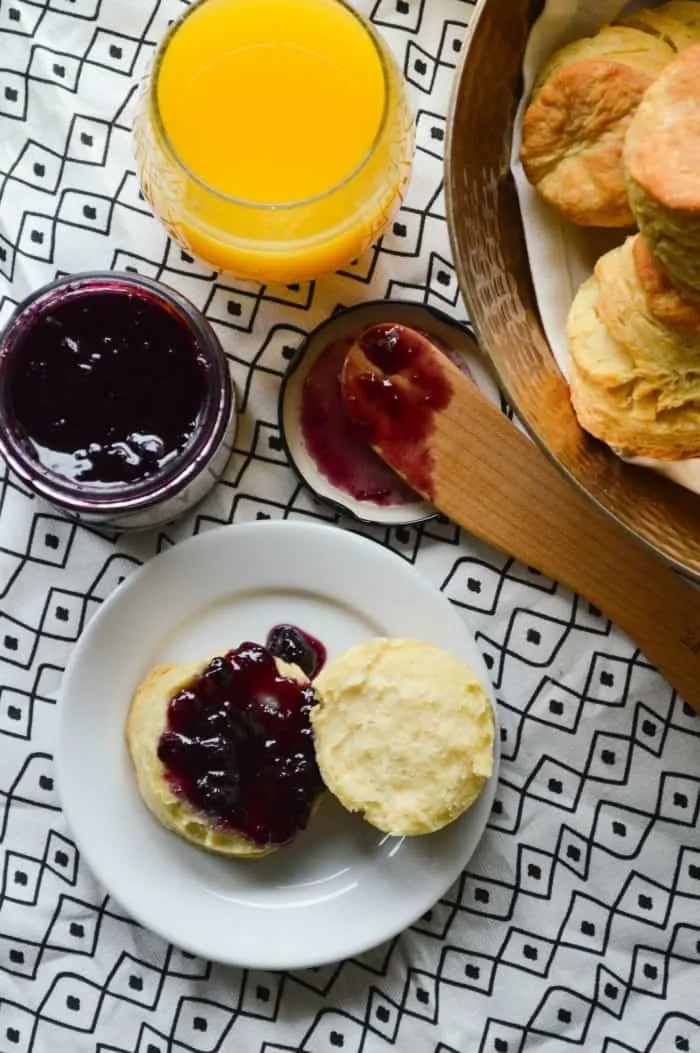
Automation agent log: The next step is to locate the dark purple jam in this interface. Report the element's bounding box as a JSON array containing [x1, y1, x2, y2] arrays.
[[4, 290, 208, 485], [342, 324, 453, 500], [266, 623, 327, 678], [157, 642, 324, 848], [300, 336, 419, 506], [299, 328, 472, 507]]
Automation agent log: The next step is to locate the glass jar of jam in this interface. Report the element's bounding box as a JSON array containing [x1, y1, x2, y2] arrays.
[[0, 272, 237, 530]]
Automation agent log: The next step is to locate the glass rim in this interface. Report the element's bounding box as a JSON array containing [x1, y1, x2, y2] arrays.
[[148, 0, 393, 211]]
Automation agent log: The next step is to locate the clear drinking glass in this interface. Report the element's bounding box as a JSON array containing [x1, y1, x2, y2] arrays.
[[133, 0, 415, 285]]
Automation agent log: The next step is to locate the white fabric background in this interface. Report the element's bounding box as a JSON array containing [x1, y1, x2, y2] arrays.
[[1, 2, 699, 1051]]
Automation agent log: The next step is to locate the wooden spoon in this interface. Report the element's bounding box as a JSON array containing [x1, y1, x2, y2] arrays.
[[341, 322, 700, 713]]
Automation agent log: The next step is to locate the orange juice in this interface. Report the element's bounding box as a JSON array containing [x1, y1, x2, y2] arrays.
[[134, 0, 414, 283], [158, 0, 386, 205]]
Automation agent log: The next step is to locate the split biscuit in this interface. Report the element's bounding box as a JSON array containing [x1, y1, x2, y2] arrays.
[[310, 638, 494, 837]]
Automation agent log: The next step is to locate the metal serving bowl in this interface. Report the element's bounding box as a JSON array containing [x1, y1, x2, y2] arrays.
[[445, 0, 700, 579]]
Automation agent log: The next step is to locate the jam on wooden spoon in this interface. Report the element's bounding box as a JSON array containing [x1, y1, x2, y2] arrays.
[[341, 322, 453, 499]]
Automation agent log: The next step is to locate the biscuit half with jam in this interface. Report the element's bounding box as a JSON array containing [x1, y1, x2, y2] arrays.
[[126, 643, 324, 858]]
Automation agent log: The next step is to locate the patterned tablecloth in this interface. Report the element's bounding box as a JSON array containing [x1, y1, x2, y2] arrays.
[[1, 1, 700, 1051]]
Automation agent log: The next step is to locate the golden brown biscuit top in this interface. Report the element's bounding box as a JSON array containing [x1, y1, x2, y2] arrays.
[[521, 58, 652, 227], [625, 43, 700, 212], [632, 234, 700, 333]]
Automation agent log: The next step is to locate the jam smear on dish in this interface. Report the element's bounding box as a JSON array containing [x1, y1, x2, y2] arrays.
[[157, 642, 324, 848], [300, 336, 419, 506], [266, 623, 326, 678], [341, 324, 453, 500], [5, 290, 208, 485], [299, 327, 471, 507]]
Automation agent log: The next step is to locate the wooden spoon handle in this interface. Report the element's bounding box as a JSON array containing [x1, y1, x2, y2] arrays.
[[343, 327, 700, 712], [435, 389, 700, 687]]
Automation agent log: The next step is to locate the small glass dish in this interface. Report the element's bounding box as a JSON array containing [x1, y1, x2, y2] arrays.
[[279, 300, 501, 526], [0, 272, 237, 531]]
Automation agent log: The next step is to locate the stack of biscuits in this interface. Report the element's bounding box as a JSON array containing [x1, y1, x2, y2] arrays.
[[520, 4, 700, 462]]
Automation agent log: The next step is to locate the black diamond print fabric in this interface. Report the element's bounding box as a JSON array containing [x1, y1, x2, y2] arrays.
[[1, 1, 700, 1051]]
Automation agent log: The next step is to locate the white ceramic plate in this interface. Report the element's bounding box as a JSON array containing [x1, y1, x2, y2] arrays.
[[57, 521, 499, 969]]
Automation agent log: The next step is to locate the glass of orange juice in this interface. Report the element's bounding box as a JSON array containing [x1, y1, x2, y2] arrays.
[[133, 0, 414, 284]]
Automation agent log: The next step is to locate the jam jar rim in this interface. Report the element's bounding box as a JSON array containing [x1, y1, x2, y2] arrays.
[[0, 271, 234, 516]]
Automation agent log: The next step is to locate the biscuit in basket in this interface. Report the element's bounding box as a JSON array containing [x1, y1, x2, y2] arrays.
[[567, 237, 700, 459], [616, 1, 700, 52], [310, 638, 494, 837], [594, 234, 700, 369], [632, 235, 700, 334], [624, 44, 700, 296], [532, 24, 674, 93], [521, 25, 675, 227], [126, 652, 321, 859]]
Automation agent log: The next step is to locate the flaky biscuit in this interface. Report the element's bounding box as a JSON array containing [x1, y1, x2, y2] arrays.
[[126, 656, 309, 859], [521, 58, 656, 227], [310, 638, 494, 837], [533, 24, 674, 93], [567, 246, 700, 459], [624, 44, 700, 293], [632, 235, 700, 333], [616, 1, 700, 51], [595, 235, 700, 371]]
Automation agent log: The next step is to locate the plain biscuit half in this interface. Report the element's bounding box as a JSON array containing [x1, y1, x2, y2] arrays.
[[310, 638, 494, 837]]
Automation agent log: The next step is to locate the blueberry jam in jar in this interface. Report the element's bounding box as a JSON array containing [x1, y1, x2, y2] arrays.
[[0, 273, 236, 529], [157, 642, 324, 848], [7, 292, 207, 485]]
